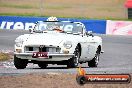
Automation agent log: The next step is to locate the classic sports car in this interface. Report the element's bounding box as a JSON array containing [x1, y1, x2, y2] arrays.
[[14, 17, 103, 69]]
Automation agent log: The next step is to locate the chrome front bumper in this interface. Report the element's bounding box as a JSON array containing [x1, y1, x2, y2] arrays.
[[14, 52, 74, 61]]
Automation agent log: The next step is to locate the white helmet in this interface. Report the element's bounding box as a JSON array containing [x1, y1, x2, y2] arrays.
[[47, 16, 58, 21]]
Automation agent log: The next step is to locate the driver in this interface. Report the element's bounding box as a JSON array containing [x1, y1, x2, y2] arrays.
[[46, 16, 63, 32]]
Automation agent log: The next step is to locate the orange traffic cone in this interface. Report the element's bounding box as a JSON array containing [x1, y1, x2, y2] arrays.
[[78, 66, 86, 76]]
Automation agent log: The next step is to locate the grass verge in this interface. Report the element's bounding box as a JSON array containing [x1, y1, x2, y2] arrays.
[[0, 52, 11, 61], [0, 0, 129, 20], [0, 13, 132, 21]]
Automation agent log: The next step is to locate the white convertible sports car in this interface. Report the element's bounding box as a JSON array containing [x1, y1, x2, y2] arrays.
[[14, 17, 103, 69]]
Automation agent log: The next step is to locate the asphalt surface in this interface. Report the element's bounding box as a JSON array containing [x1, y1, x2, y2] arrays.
[[0, 30, 132, 75]]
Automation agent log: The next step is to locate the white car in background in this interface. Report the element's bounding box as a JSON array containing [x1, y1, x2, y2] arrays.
[[14, 17, 103, 69]]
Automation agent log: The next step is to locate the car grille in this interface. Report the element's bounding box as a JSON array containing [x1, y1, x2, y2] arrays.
[[25, 45, 60, 53]]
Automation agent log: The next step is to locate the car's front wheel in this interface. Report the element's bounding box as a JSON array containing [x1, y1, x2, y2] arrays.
[[67, 46, 80, 68], [14, 55, 28, 69]]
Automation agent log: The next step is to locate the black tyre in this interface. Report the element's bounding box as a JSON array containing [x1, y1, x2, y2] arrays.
[[88, 54, 99, 67], [76, 76, 87, 85], [14, 55, 28, 69], [67, 46, 80, 68], [88, 47, 100, 67], [38, 62, 47, 69]]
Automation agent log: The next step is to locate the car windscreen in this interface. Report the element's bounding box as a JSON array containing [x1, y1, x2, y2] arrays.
[[33, 21, 83, 34]]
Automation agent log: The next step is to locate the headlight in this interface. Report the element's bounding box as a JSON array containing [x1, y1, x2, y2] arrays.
[[63, 41, 72, 49], [15, 38, 24, 47]]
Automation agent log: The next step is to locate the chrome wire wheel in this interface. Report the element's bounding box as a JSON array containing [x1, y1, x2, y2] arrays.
[[94, 54, 99, 66], [67, 46, 80, 68], [74, 47, 80, 66], [88, 49, 100, 67]]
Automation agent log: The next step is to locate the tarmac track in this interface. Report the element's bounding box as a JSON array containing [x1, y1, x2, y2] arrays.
[[0, 30, 132, 75]]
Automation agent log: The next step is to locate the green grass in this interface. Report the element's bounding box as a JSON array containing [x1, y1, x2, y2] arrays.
[[0, 0, 131, 20], [45, 5, 71, 10], [0, 13, 40, 17], [0, 2, 71, 10], [97, 7, 119, 12], [0, 13, 132, 21], [0, 3, 37, 9], [0, 0, 129, 20]]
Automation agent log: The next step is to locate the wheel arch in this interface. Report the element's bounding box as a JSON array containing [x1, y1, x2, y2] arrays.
[[77, 43, 82, 56], [97, 45, 101, 54]]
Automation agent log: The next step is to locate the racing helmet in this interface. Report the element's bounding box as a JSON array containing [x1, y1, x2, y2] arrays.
[[47, 16, 58, 21]]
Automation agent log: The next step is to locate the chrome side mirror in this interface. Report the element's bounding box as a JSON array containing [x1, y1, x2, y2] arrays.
[[86, 31, 94, 37], [29, 28, 33, 33]]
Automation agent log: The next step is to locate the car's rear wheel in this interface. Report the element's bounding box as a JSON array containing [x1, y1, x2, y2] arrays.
[[88, 48, 100, 67], [88, 54, 99, 67], [14, 55, 28, 69], [67, 46, 80, 68], [38, 62, 47, 69]]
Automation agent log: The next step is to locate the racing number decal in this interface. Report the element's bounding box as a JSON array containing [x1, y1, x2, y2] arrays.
[[32, 52, 48, 58], [33, 53, 37, 57]]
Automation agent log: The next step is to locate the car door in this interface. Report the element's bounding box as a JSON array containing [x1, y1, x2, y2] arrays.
[[80, 36, 97, 61]]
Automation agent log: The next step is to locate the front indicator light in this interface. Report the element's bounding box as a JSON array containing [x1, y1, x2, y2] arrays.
[[16, 49, 22, 53], [63, 49, 69, 54]]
